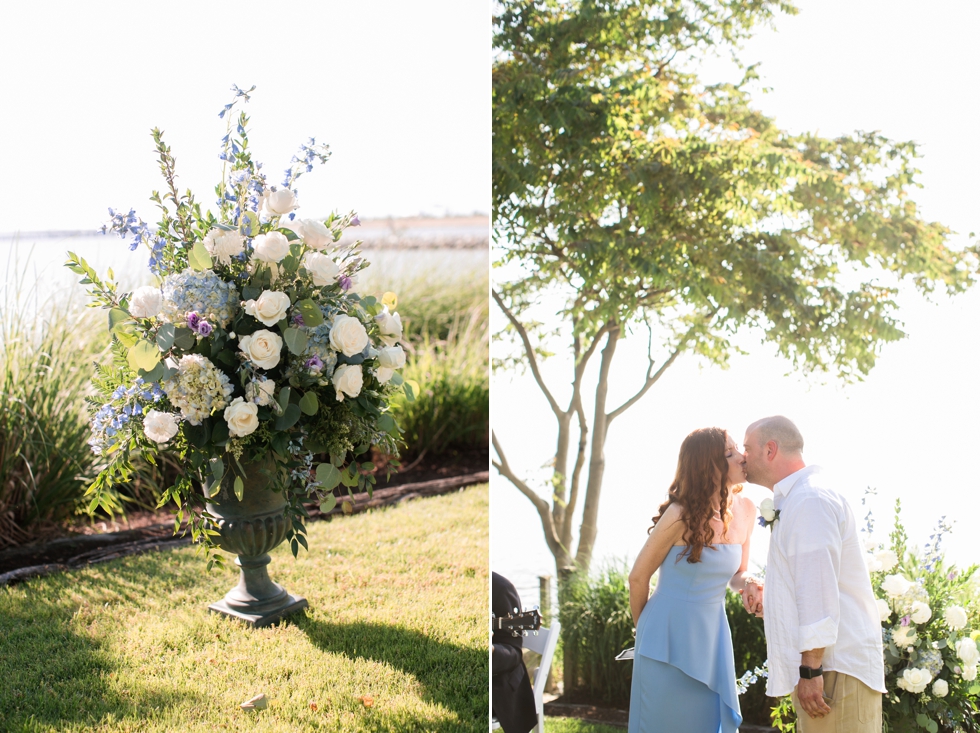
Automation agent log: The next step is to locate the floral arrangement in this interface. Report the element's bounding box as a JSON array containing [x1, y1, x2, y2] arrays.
[[66, 85, 412, 568], [866, 499, 980, 733]]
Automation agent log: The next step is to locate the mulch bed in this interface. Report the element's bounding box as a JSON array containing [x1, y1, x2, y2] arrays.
[[0, 449, 488, 586], [544, 697, 777, 731]]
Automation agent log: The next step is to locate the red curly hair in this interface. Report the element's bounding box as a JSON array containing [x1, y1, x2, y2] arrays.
[[651, 427, 738, 563]]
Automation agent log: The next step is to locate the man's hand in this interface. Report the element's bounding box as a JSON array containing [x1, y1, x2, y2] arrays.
[[741, 581, 764, 618], [796, 675, 832, 718]]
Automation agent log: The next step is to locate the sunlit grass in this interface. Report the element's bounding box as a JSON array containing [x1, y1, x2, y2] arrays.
[[0, 485, 489, 732]]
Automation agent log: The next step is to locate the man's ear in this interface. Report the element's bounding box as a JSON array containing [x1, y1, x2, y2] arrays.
[[766, 441, 777, 461]]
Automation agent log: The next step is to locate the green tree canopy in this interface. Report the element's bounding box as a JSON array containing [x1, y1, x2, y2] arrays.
[[492, 0, 978, 587]]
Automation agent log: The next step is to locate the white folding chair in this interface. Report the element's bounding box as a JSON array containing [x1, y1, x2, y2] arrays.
[[523, 620, 561, 733]]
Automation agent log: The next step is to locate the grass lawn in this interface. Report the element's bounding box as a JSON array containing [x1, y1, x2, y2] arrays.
[[0, 485, 488, 732], [544, 717, 625, 733]]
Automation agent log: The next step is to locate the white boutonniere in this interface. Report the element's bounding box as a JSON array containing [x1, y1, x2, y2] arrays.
[[758, 497, 780, 531]]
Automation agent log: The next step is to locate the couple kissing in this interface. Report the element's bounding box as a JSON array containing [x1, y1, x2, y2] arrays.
[[628, 416, 885, 733]]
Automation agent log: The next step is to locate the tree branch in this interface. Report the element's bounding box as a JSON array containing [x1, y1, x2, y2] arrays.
[[492, 431, 567, 561], [492, 288, 565, 418], [606, 322, 684, 424]]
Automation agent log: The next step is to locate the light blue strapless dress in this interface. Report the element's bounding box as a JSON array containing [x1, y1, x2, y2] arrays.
[[628, 543, 742, 733]]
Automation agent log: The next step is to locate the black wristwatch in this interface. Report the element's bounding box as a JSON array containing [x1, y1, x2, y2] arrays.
[[799, 665, 824, 679]]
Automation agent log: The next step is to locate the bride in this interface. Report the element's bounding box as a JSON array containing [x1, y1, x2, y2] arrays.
[[627, 427, 758, 733]]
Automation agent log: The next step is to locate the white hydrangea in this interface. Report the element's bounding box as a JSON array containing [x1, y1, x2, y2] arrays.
[[161, 354, 234, 425]]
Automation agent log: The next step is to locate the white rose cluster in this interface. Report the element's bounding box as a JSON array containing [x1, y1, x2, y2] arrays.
[[882, 574, 914, 598], [329, 314, 369, 357], [244, 290, 291, 327], [263, 188, 299, 217], [376, 344, 406, 384], [955, 637, 980, 667], [333, 364, 363, 401], [945, 606, 969, 631], [298, 219, 333, 250], [896, 667, 932, 694], [239, 329, 283, 370], [224, 397, 259, 437], [252, 231, 291, 263], [910, 601, 932, 625], [303, 251, 340, 287], [932, 679, 949, 698], [143, 409, 179, 444]]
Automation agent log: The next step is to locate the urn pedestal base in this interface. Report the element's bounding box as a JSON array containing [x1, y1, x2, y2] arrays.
[[207, 552, 308, 627], [205, 458, 309, 627], [208, 594, 308, 627]]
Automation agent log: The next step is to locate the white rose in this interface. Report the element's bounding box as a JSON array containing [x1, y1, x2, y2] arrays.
[[946, 606, 969, 631], [911, 601, 932, 625], [901, 667, 932, 694], [223, 397, 259, 438], [956, 637, 980, 666], [244, 290, 291, 327], [875, 549, 899, 573], [964, 665, 978, 681], [329, 314, 369, 357], [876, 599, 892, 623], [129, 285, 163, 319], [239, 329, 283, 370], [377, 344, 406, 370], [882, 574, 914, 598], [143, 409, 179, 443], [758, 497, 776, 522], [252, 231, 291, 263], [333, 364, 363, 401], [932, 679, 949, 697], [264, 188, 298, 216], [375, 307, 403, 346], [203, 228, 245, 265], [303, 251, 340, 286], [866, 554, 883, 573], [892, 626, 917, 649], [245, 379, 275, 407], [376, 367, 395, 385], [299, 219, 333, 250]]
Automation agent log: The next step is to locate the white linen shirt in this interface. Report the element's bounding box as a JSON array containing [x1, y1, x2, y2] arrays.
[[763, 465, 885, 696]]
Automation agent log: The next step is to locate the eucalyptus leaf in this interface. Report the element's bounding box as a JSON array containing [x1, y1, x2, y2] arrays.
[[377, 413, 396, 433], [320, 493, 338, 513], [299, 391, 319, 416], [188, 241, 213, 271], [173, 327, 196, 350], [210, 456, 225, 483], [108, 307, 132, 332], [274, 403, 301, 431], [283, 327, 308, 355], [316, 463, 341, 490], [138, 361, 166, 383], [296, 299, 324, 327], [156, 323, 176, 352], [129, 340, 161, 372]]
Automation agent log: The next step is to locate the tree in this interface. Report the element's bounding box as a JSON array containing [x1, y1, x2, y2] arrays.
[[491, 0, 978, 660]]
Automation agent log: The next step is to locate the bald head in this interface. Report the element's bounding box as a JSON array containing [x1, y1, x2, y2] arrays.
[[746, 416, 804, 456], [742, 416, 806, 489]]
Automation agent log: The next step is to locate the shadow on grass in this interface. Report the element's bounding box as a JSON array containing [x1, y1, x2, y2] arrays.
[[298, 617, 489, 732], [0, 595, 200, 731]]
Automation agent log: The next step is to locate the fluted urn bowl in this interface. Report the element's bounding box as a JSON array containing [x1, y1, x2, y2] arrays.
[[204, 457, 308, 626]]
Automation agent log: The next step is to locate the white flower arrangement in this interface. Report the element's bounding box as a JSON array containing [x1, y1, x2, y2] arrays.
[[68, 86, 412, 568]]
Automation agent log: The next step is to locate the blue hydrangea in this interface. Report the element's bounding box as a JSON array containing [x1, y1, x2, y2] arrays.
[[160, 269, 240, 328]]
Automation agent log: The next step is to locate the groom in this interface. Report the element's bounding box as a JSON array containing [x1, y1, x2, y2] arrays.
[[739, 416, 884, 732]]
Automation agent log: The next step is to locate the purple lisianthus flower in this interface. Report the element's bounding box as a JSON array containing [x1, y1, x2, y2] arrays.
[[339, 275, 353, 291], [949, 570, 959, 581], [291, 313, 306, 327], [305, 355, 324, 372], [197, 321, 213, 337], [901, 615, 911, 627], [350, 215, 360, 227], [187, 312, 202, 330]]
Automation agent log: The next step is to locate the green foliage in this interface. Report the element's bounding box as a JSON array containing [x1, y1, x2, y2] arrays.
[[558, 565, 635, 706], [390, 311, 489, 460], [0, 285, 105, 545], [493, 0, 978, 380], [0, 485, 489, 732], [725, 588, 771, 724]]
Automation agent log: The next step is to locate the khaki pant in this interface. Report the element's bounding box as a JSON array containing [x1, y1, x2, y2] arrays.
[[791, 671, 883, 733]]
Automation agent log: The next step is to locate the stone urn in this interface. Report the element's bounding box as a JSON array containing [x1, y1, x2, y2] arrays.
[[204, 457, 308, 626]]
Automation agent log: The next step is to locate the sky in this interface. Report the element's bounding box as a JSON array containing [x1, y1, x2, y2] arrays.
[[490, 0, 980, 601], [0, 1, 489, 234]]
